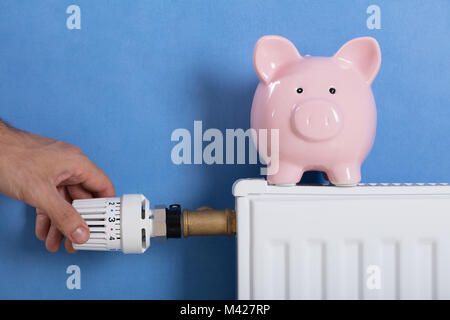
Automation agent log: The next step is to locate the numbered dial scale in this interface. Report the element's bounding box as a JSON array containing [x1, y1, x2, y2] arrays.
[[72, 194, 152, 253]]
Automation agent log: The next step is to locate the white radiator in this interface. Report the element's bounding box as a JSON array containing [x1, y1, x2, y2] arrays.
[[233, 179, 450, 300]]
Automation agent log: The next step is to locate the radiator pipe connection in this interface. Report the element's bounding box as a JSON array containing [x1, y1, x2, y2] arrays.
[[183, 207, 236, 237], [153, 204, 236, 240]]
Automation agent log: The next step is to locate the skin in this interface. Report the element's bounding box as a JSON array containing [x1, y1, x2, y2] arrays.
[[0, 120, 115, 253]]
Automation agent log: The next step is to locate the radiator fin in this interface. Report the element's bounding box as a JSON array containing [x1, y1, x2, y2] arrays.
[[307, 241, 326, 299], [381, 240, 400, 299], [344, 241, 363, 299], [267, 241, 289, 299], [417, 240, 437, 299]]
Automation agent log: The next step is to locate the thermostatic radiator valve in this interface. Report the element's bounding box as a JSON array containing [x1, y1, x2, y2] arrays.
[[72, 195, 155, 253], [72, 194, 234, 253]]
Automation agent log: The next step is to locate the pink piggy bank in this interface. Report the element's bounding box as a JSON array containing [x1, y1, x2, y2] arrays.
[[251, 35, 381, 186]]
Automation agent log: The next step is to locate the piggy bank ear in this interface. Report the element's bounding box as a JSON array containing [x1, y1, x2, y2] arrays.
[[253, 35, 301, 84], [334, 37, 381, 84]]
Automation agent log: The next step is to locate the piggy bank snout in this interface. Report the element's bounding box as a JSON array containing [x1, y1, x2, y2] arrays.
[[292, 100, 343, 142]]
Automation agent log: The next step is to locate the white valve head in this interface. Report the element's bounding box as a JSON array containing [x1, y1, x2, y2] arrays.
[[72, 194, 152, 254]]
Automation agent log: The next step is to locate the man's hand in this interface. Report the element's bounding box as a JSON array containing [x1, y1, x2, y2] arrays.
[[0, 122, 115, 252]]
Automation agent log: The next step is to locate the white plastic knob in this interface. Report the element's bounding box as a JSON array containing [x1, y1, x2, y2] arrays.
[[72, 194, 152, 254]]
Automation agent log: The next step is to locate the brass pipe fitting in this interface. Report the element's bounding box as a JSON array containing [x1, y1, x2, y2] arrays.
[[183, 207, 236, 237]]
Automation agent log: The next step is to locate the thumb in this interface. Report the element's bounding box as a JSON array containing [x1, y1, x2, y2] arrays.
[[39, 188, 90, 244]]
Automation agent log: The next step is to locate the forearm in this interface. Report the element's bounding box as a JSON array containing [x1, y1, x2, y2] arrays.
[[0, 119, 22, 148], [0, 119, 24, 162], [0, 119, 33, 147], [0, 118, 7, 128], [0, 119, 14, 166], [0, 119, 10, 139]]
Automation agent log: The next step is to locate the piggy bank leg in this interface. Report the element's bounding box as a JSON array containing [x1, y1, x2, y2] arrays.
[[267, 161, 303, 185], [327, 163, 361, 186]]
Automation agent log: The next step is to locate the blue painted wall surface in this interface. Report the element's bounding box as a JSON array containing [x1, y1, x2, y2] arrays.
[[0, 0, 449, 299]]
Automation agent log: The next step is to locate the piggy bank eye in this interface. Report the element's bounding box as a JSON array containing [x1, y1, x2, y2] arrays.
[[329, 87, 336, 94], [296, 88, 303, 94]]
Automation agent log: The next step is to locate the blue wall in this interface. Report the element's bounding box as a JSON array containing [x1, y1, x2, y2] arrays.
[[0, 0, 449, 299]]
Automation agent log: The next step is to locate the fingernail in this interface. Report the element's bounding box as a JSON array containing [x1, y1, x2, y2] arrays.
[[71, 227, 89, 244]]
